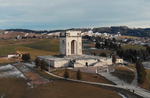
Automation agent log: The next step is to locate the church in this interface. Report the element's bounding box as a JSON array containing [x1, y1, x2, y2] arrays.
[[37, 31, 112, 68]]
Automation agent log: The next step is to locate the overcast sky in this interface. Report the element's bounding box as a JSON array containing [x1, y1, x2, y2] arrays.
[[0, 0, 150, 30]]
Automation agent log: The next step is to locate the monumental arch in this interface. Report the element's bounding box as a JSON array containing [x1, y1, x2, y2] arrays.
[[37, 30, 112, 68], [60, 31, 82, 56]]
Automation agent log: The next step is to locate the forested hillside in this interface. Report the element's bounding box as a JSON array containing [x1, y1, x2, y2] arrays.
[[5, 26, 150, 37]]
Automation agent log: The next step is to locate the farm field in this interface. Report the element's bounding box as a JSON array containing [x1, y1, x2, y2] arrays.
[[118, 36, 139, 39], [0, 38, 60, 63], [122, 44, 146, 50]]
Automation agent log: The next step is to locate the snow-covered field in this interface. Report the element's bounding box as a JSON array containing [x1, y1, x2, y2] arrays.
[[25, 62, 36, 68], [142, 62, 150, 69], [0, 64, 26, 78]]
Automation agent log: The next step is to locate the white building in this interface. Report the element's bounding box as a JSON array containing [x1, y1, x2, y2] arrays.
[[115, 57, 123, 64], [38, 30, 112, 68], [6, 52, 22, 59]]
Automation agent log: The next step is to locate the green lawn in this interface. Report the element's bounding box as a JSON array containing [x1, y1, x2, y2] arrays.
[[0, 38, 59, 56], [34, 68, 60, 80], [122, 44, 146, 50], [111, 66, 135, 83], [22, 38, 59, 52], [51, 69, 114, 84], [125, 64, 136, 71], [0, 45, 16, 56]]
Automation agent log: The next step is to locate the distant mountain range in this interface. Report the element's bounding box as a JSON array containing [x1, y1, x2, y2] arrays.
[[5, 26, 150, 37]]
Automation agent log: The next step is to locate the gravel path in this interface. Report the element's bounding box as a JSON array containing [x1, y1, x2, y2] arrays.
[[14, 63, 49, 86]]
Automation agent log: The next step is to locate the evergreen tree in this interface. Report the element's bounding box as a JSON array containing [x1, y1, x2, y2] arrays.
[[105, 39, 108, 46], [112, 38, 116, 42], [64, 68, 69, 78], [41, 60, 47, 70], [77, 69, 81, 80], [93, 52, 96, 56], [95, 42, 100, 48], [112, 55, 116, 63], [24, 53, 28, 61], [99, 52, 106, 57], [114, 44, 118, 50], [109, 42, 114, 49], [136, 60, 146, 84], [35, 57, 41, 67], [21, 54, 25, 61], [118, 44, 122, 49], [27, 53, 31, 60], [22, 53, 30, 61]]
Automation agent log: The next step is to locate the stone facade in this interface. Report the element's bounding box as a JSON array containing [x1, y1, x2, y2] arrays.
[[38, 55, 112, 68], [60, 31, 82, 56], [37, 30, 112, 68]]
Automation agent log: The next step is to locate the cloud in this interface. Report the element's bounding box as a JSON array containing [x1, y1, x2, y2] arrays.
[[0, 0, 150, 30]]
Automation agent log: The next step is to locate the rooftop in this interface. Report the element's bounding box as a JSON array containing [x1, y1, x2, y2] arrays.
[[38, 54, 108, 61]]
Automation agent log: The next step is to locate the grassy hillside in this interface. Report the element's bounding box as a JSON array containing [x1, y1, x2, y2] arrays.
[[0, 38, 60, 63], [22, 38, 59, 52], [111, 66, 135, 83], [122, 44, 146, 50], [51, 69, 113, 84], [119, 36, 139, 39], [0, 77, 122, 98], [0, 45, 16, 56]]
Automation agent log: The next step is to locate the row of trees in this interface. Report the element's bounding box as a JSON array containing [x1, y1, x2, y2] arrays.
[[117, 49, 149, 62], [64, 68, 81, 80], [35, 57, 48, 71], [112, 55, 116, 63], [95, 41, 121, 50], [146, 45, 150, 54], [21, 53, 31, 61], [93, 52, 107, 57]]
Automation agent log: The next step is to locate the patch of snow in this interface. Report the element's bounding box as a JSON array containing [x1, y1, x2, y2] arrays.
[[0, 64, 13, 70], [25, 63, 35, 68], [27, 82, 33, 88], [0, 64, 26, 79], [25, 33, 29, 37], [1, 93, 5, 98], [123, 60, 128, 63], [4, 31, 8, 34], [142, 62, 150, 69], [118, 93, 127, 98], [90, 47, 97, 49]]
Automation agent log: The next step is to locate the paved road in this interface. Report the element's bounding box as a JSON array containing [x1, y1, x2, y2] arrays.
[[16, 63, 150, 98], [99, 67, 150, 98]]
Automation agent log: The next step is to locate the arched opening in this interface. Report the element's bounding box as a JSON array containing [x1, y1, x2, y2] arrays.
[[71, 40, 76, 54]]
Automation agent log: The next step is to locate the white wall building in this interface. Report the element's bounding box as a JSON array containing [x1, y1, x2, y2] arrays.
[[6, 52, 21, 59], [115, 57, 123, 64]]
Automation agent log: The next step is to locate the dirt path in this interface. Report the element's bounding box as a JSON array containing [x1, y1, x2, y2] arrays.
[[14, 64, 49, 86]]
